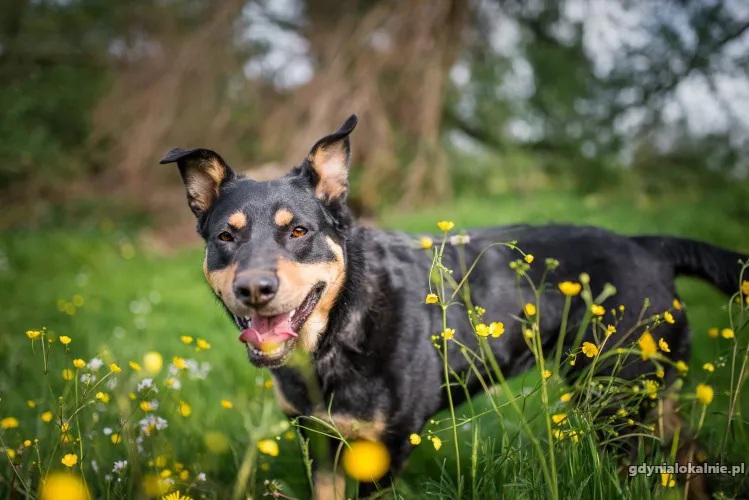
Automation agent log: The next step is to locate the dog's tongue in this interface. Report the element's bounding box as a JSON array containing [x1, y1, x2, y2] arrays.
[[238, 314, 297, 350]]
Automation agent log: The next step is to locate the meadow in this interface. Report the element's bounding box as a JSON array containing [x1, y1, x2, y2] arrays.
[[1, 189, 748, 499]]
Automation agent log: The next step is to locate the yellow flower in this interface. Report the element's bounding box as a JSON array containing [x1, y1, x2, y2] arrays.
[[129, 361, 142, 371], [676, 361, 689, 374], [95, 392, 110, 404], [162, 492, 191, 500], [742, 280, 749, 295], [0, 417, 19, 429], [179, 470, 190, 481], [128, 393, 136, 400], [658, 338, 670, 353], [475, 323, 490, 337], [552, 414, 567, 424], [673, 299, 682, 310], [263, 380, 273, 389], [560, 393, 572, 403], [490, 322, 505, 338], [524, 254, 534, 264], [558, 282, 582, 296], [111, 433, 122, 444], [425, 293, 439, 304], [41, 472, 89, 500], [696, 384, 714, 405], [155, 455, 167, 467], [143, 352, 163, 374], [27, 400, 36, 408], [257, 439, 279, 457], [409, 434, 421, 445], [437, 221, 454, 232], [431, 436, 442, 451], [441, 328, 455, 340], [644, 379, 658, 399], [23, 440, 32, 447], [591, 304, 605, 316], [342, 440, 391, 481], [159, 469, 172, 479], [661, 472, 676, 488], [172, 356, 187, 369], [656, 369, 664, 378], [109, 363, 121, 373], [180, 336, 193, 344], [605, 325, 616, 335], [284, 431, 295, 441], [707, 327, 719, 338], [721, 328, 735, 339], [41, 411, 53, 423], [140, 401, 154, 412], [663, 311, 675, 324], [179, 401, 192, 417], [61, 453, 78, 467], [59, 336, 72, 345], [62, 369, 74, 381], [524, 328, 534, 339], [524, 303, 536, 316], [72, 359, 86, 369], [703, 362, 715, 373], [639, 332, 657, 361], [617, 409, 628, 417], [542, 370, 551, 380], [196, 338, 211, 350], [582, 342, 598, 358], [419, 237, 433, 250], [220, 400, 233, 409], [26, 330, 42, 339]]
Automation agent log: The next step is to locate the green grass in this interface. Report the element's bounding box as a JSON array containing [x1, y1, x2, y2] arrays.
[[0, 189, 747, 499]]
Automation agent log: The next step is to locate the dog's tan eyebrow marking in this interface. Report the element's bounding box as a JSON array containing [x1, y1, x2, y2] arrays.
[[274, 208, 294, 226], [227, 211, 247, 229]]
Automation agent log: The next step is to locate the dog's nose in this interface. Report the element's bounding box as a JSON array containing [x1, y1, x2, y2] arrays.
[[233, 271, 278, 306]]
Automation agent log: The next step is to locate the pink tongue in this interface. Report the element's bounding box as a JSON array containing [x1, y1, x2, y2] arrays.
[[238, 314, 297, 350]]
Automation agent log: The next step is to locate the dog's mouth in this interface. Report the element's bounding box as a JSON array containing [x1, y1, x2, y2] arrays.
[[234, 283, 324, 367]]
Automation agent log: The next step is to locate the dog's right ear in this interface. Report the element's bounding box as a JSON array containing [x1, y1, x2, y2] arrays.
[[159, 148, 236, 217]]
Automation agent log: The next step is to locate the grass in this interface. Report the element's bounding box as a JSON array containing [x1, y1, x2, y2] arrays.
[[0, 189, 747, 499]]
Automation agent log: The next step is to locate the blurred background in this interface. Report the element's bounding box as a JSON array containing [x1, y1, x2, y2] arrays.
[[1, 0, 749, 496], [2, 0, 749, 232]]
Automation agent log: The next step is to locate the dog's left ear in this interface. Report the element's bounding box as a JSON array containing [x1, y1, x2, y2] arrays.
[[305, 114, 358, 202]]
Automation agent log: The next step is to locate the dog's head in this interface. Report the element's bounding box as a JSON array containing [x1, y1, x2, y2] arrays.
[[160, 115, 358, 368]]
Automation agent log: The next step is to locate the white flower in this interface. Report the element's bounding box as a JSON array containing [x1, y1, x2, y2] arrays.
[[105, 378, 118, 390], [449, 234, 471, 246], [196, 472, 206, 482], [102, 427, 113, 436], [166, 378, 181, 390], [87, 358, 104, 371], [113, 460, 128, 473], [137, 378, 157, 393], [80, 373, 96, 384], [162, 477, 175, 487], [138, 415, 168, 435], [104, 474, 112, 482], [91, 460, 99, 473]]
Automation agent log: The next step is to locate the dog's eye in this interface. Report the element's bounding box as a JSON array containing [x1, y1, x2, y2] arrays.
[[218, 231, 234, 242], [290, 226, 308, 238]]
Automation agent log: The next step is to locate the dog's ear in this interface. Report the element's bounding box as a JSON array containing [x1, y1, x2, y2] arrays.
[[159, 148, 236, 217], [304, 114, 358, 202]]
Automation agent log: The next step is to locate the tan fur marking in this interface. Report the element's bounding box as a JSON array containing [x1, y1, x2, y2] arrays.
[[227, 211, 247, 229], [312, 412, 387, 441], [310, 145, 348, 200], [314, 471, 345, 500], [275, 236, 345, 351], [270, 374, 299, 416], [185, 158, 226, 212], [274, 208, 294, 226], [203, 254, 237, 303]]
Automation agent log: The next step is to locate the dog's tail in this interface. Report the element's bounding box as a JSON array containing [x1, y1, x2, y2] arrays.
[[632, 236, 747, 296]]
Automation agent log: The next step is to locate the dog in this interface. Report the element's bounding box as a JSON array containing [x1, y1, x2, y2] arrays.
[[160, 115, 746, 499]]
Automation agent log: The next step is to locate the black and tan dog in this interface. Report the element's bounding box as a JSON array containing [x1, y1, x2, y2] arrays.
[[161, 115, 746, 498]]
